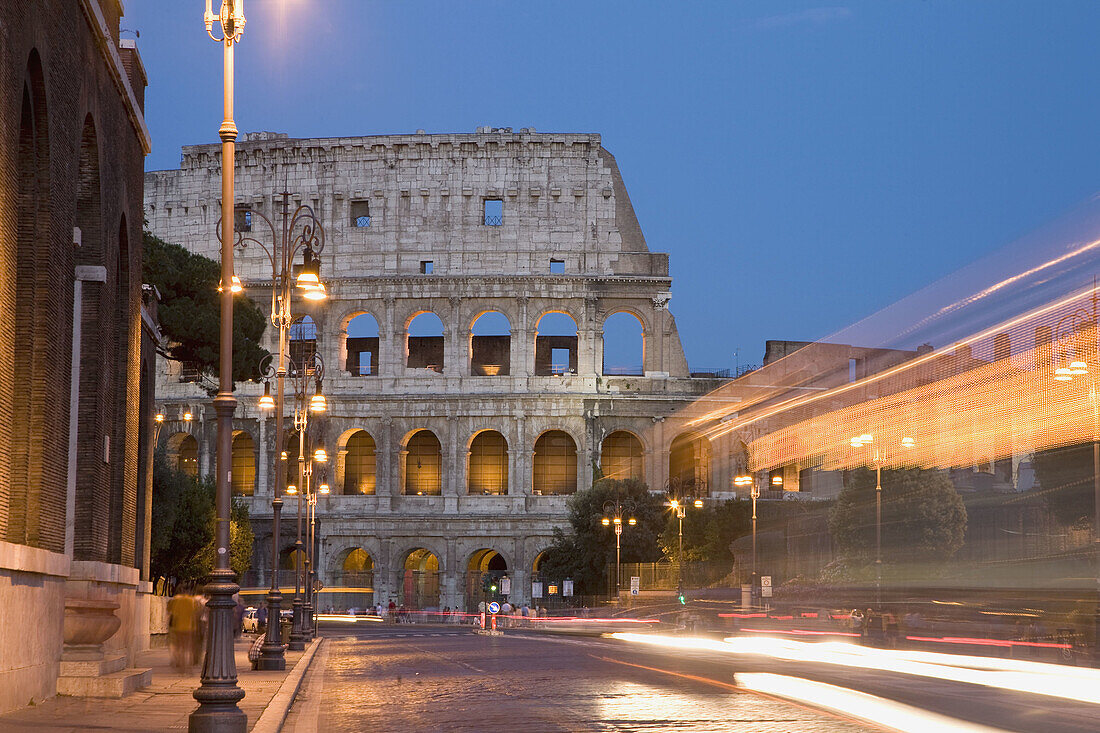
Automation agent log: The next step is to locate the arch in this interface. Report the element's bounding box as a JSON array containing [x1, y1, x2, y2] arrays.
[[344, 312, 379, 376], [280, 545, 307, 571], [470, 311, 511, 376], [468, 430, 508, 495], [601, 431, 644, 481], [231, 430, 256, 496], [401, 547, 441, 609], [533, 430, 578, 495], [328, 546, 374, 611], [669, 432, 712, 497], [465, 549, 509, 612], [404, 429, 442, 495], [342, 430, 376, 495], [535, 312, 578, 375], [289, 315, 317, 372], [531, 549, 550, 574], [602, 311, 644, 376], [407, 311, 444, 372], [177, 435, 199, 477], [9, 49, 56, 549]]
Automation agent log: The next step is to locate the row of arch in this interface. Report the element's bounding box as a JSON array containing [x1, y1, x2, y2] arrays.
[[167, 428, 711, 497], [291, 309, 645, 376]]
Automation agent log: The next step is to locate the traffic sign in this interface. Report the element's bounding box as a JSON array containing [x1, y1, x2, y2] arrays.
[[563, 579, 573, 597], [500, 576, 511, 596], [532, 582, 543, 598], [630, 576, 640, 596], [488, 601, 500, 614], [761, 575, 772, 598]]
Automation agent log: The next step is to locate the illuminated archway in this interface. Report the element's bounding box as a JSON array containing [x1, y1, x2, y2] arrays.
[[468, 430, 508, 494], [601, 431, 643, 481], [405, 430, 442, 495], [533, 430, 578, 495], [401, 548, 441, 609]]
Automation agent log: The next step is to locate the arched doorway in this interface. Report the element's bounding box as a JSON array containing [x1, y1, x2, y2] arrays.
[[465, 549, 508, 613], [401, 548, 440, 609], [330, 547, 374, 613]]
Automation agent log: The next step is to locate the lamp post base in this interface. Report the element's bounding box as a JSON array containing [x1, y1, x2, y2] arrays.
[[188, 569, 246, 733]]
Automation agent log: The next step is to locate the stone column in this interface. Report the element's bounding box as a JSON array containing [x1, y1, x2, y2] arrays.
[[447, 297, 462, 378], [577, 328, 595, 376], [444, 538, 459, 610], [383, 296, 400, 377], [580, 432, 594, 492], [397, 450, 409, 497], [517, 297, 533, 377], [336, 448, 349, 495], [459, 329, 472, 376]]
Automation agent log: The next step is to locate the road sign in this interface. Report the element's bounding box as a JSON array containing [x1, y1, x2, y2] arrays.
[[630, 576, 640, 596], [532, 582, 543, 599], [761, 575, 772, 598], [500, 576, 511, 596], [563, 579, 573, 597], [488, 601, 500, 614]]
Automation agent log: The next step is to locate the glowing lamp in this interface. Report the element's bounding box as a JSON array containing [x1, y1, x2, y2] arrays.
[[771, 475, 783, 486], [901, 436, 915, 449], [286, 484, 297, 495], [601, 517, 610, 526], [258, 382, 274, 409], [218, 274, 243, 293], [319, 483, 330, 495], [1070, 361, 1089, 375], [313, 447, 328, 463], [613, 517, 622, 525], [628, 517, 637, 526], [670, 499, 679, 509], [694, 499, 704, 508], [1054, 367, 1073, 381], [183, 411, 193, 422], [155, 413, 165, 423], [302, 282, 327, 301]]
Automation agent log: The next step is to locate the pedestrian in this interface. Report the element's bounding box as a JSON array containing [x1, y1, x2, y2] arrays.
[[167, 588, 196, 673]]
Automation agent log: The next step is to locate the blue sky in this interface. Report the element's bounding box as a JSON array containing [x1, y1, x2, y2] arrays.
[[127, 1, 1100, 369]]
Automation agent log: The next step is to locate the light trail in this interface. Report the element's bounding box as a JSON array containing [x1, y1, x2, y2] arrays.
[[608, 633, 1100, 706], [735, 673, 1005, 733]]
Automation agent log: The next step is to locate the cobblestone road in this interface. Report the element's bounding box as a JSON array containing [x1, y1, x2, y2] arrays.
[[282, 625, 871, 732]]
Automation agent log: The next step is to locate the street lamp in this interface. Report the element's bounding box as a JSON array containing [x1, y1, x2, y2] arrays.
[[734, 475, 761, 582], [1051, 290, 1100, 662], [285, 352, 325, 649], [193, 1, 247, 730], [244, 189, 327, 669], [601, 499, 636, 600], [667, 493, 705, 605]]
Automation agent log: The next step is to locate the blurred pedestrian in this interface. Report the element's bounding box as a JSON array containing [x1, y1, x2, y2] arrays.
[[167, 588, 197, 673]]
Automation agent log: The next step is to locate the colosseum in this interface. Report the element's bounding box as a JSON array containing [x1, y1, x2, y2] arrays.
[[145, 128, 735, 612]]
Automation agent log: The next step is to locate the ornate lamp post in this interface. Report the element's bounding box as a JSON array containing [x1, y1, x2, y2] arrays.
[[668, 494, 704, 604], [246, 190, 327, 667], [734, 475, 761, 581], [600, 499, 636, 599], [282, 353, 326, 650], [192, 1, 246, 730], [1051, 287, 1100, 661]]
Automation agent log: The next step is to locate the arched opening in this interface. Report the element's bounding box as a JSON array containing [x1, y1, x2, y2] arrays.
[[343, 430, 376, 495], [407, 312, 444, 372], [231, 431, 256, 496], [468, 430, 508, 495], [280, 546, 307, 587], [465, 549, 508, 612], [402, 548, 440, 609], [601, 431, 643, 481], [669, 432, 711, 497], [405, 430, 442, 495], [535, 312, 578, 375], [602, 312, 644, 375], [74, 114, 109, 560], [533, 431, 578, 495], [285, 429, 302, 490], [177, 435, 199, 477], [10, 49, 55, 550], [471, 311, 511, 376], [332, 547, 374, 612], [289, 315, 317, 373], [345, 313, 379, 376]]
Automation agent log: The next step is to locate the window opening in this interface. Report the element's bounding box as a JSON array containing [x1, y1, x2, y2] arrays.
[[345, 313, 379, 376], [405, 430, 442, 495], [234, 205, 252, 232], [483, 198, 503, 226], [535, 312, 578, 376], [602, 312, 644, 376], [550, 258, 565, 274], [407, 312, 444, 372], [289, 315, 317, 374], [471, 311, 511, 376], [600, 431, 643, 481], [420, 260, 434, 274], [468, 431, 508, 494], [533, 431, 578, 495], [350, 199, 371, 227], [231, 432, 256, 496], [343, 430, 377, 495]]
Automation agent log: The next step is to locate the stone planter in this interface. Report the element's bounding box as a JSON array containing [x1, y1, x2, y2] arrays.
[[62, 598, 121, 660]]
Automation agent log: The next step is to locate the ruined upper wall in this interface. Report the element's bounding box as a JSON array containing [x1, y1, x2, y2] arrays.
[[144, 129, 668, 280]]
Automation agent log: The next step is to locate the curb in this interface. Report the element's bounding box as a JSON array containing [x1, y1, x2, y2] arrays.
[[251, 638, 322, 733]]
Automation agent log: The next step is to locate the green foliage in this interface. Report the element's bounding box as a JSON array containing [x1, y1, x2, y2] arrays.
[[829, 467, 967, 563], [150, 449, 255, 585], [1032, 443, 1096, 527], [658, 498, 753, 563], [538, 478, 666, 595], [142, 231, 269, 386]]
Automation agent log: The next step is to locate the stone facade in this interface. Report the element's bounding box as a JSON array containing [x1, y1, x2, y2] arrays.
[[146, 129, 731, 611], [0, 0, 152, 713]]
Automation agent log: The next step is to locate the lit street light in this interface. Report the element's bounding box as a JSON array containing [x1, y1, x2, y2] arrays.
[[191, 0, 247, 730], [734, 475, 761, 584], [601, 499, 636, 600]]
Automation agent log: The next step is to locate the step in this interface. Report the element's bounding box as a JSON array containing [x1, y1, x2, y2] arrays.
[[59, 653, 127, 678], [57, 667, 152, 698]]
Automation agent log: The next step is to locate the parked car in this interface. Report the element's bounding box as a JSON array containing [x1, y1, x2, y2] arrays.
[[242, 608, 260, 633]]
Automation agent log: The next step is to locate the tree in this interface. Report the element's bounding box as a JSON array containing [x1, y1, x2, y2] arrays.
[[150, 449, 255, 586], [659, 498, 753, 564], [142, 231, 269, 386], [829, 467, 967, 563], [1032, 443, 1096, 527], [538, 478, 666, 595]]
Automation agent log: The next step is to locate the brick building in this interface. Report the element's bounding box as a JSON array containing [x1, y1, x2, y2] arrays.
[[146, 129, 734, 611], [0, 1, 152, 712]]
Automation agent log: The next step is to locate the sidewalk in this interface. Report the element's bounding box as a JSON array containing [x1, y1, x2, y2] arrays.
[[0, 635, 320, 732]]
